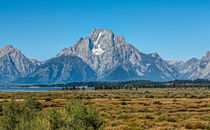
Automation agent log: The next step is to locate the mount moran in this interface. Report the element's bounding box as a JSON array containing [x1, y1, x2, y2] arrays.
[[0, 29, 209, 84]]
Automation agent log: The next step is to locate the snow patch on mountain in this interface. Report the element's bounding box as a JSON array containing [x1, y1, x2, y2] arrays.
[[92, 45, 105, 55]]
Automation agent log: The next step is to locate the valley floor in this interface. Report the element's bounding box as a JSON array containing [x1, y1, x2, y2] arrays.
[[0, 88, 210, 129]]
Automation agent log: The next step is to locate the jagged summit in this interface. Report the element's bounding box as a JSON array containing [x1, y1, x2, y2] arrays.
[[89, 29, 113, 38], [89, 28, 126, 44], [169, 51, 210, 80], [0, 44, 16, 56], [205, 51, 210, 58], [57, 28, 178, 81], [0, 45, 39, 83], [57, 29, 127, 57], [3, 44, 14, 49], [0, 29, 209, 84], [187, 57, 199, 63], [1, 44, 15, 51]]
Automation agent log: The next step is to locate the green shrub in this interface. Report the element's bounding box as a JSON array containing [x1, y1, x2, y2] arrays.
[[21, 97, 43, 129], [172, 98, 177, 102], [1, 99, 22, 130], [65, 101, 104, 130], [145, 114, 154, 120], [24, 97, 42, 111], [45, 97, 52, 102], [121, 101, 127, 105], [149, 95, 154, 98], [0, 104, 2, 113], [167, 117, 177, 122], [48, 108, 65, 129], [50, 103, 57, 107], [156, 115, 166, 122], [85, 96, 92, 99], [139, 102, 150, 106], [152, 101, 162, 105], [117, 114, 130, 120], [185, 122, 205, 129], [145, 95, 154, 98], [0, 99, 103, 130]]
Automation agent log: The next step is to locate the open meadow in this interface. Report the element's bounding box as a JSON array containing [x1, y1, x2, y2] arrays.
[[0, 88, 209, 130]]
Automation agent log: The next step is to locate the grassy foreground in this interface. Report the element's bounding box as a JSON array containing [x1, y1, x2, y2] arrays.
[[0, 88, 210, 129]]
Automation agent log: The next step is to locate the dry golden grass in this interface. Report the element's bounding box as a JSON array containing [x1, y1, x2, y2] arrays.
[[0, 88, 210, 129]]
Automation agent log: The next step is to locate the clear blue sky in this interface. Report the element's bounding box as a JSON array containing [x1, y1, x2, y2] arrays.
[[0, 0, 209, 61]]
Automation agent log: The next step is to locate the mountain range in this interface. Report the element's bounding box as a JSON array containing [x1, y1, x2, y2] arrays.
[[0, 29, 209, 84]]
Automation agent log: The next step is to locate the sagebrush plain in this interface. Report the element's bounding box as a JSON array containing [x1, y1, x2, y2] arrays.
[[0, 88, 210, 129]]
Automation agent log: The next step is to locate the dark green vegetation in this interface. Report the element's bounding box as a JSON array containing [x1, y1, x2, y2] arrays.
[[35, 79, 210, 89], [0, 87, 209, 129], [0, 98, 103, 130]]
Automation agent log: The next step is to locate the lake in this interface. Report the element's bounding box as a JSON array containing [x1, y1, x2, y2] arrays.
[[0, 87, 63, 92]]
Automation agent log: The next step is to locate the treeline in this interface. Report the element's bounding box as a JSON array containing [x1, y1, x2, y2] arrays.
[[35, 79, 210, 89], [168, 79, 210, 84]]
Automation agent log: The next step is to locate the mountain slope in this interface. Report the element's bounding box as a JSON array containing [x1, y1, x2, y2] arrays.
[[57, 29, 179, 81], [1, 29, 208, 84], [0, 45, 39, 83], [15, 55, 96, 84], [168, 51, 210, 79]]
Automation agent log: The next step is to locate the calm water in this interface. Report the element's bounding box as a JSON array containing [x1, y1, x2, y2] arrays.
[[0, 87, 63, 92]]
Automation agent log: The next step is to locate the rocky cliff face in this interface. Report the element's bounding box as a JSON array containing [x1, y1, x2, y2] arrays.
[[57, 29, 179, 81], [0, 29, 209, 84], [15, 55, 96, 84], [0, 45, 39, 83], [168, 51, 210, 79]]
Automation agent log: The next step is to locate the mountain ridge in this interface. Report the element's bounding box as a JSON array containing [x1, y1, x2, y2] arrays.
[[0, 29, 209, 84], [57, 29, 179, 81], [168, 51, 210, 79], [0, 44, 39, 83]]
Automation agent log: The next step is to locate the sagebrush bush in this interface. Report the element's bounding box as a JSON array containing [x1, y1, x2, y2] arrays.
[[121, 101, 127, 105], [0, 99, 104, 130], [48, 108, 65, 129], [21, 97, 43, 129], [64, 101, 104, 129], [45, 97, 52, 102], [0, 104, 2, 113], [152, 101, 162, 105], [24, 97, 42, 111], [1, 99, 22, 130], [145, 114, 154, 120], [185, 122, 206, 129]]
